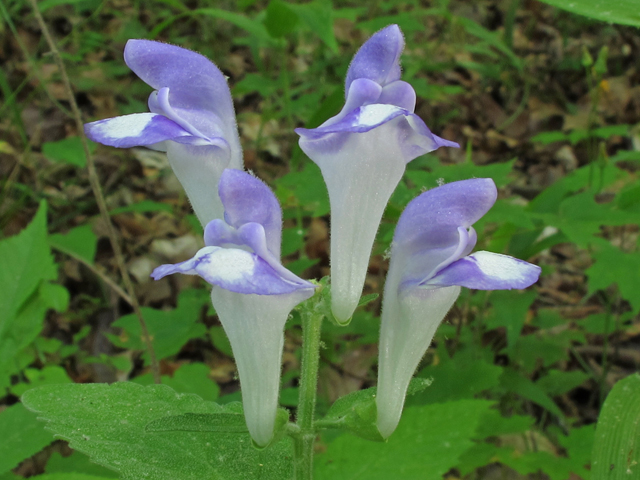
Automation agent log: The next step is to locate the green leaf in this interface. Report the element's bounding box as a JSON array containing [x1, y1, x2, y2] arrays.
[[44, 451, 118, 477], [146, 411, 248, 433], [321, 379, 432, 442], [49, 224, 97, 265], [10, 365, 73, 397], [29, 475, 114, 480], [499, 368, 564, 418], [42, 137, 94, 167], [586, 246, 640, 313], [0, 281, 67, 392], [592, 373, 640, 478], [406, 158, 515, 190], [537, 369, 589, 397], [315, 399, 493, 480], [475, 409, 534, 438], [277, 162, 330, 216], [537, 0, 640, 28], [415, 352, 503, 404], [195, 8, 274, 45], [357, 293, 378, 308], [110, 289, 208, 362], [289, 0, 338, 52], [0, 403, 53, 475], [281, 227, 305, 257], [264, 0, 298, 38], [146, 407, 290, 438], [0, 201, 56, 339], [485, 290, 537, 353], [22, 383, 293, 480], [209, 326, 233, 357], [133, 363, 220, 402]]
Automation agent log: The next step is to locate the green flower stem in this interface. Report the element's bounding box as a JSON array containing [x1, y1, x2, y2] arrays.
[[293, 307, 324, 479]]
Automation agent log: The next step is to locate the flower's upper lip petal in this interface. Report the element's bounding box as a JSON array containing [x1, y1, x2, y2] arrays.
[[378, 80, 416, 111], [84, 113, 193, 148], [124, 40, 235, 124], [125, 40, 244, 168], [391, 179, 497, 291], [394, 178, 498, 255], [345, 24, 404, 93], [426, 251, 541, 290], [151, 246, 315, 295], [218, 169, 283, 258]]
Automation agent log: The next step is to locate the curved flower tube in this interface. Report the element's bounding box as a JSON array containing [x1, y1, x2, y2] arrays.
[[85, 40, 243, 226], [152, 169, 316, 447], [376, 179, 541, 438], [296, 24, 459, 323]]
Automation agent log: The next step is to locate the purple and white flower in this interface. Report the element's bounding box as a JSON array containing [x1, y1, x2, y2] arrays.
[[376, 178, 541, 438], [152, 169, 316, 447], [296, 25, 459, 324], [85, 40, 243, 226]]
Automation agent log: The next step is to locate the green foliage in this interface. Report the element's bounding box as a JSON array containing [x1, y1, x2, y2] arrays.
[[109, 289, 209, 364], [321, 379, 432, 442], [133, 363, 220, 402], [414, 351, 503, 404], [592, 373, 640, 478], [315, 400, 493, 479], [0, 202, 56, 331], [49, 224, 97, 265], [22, 383, 293, 480], [264, 0, 298, 38], [0, 202, 68, 393], [0, 403, 53, 475], [586, 245, 640, 313], [41, 137, 94, 167], [44, 452, 118, 478], [537, 0, 640, 27]]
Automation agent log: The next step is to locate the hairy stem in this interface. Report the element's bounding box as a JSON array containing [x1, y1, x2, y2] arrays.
[[294, 308, 324, 479], [27, 0, 161, 384]]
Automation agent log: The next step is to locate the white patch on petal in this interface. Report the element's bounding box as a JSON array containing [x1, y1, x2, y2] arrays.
[[470, 251, 526, 279], [204, 248, 256, 282], [356, 104, 400, 126], [95, 114, 153, 139]]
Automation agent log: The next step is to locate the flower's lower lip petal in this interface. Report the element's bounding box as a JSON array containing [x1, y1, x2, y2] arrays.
[[152, 246, 313, 295], [84, 113, 192, 148], [427, 251, 541, 290]]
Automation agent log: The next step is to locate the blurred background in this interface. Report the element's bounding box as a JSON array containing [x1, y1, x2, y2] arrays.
[[1, 0, 639, 478]]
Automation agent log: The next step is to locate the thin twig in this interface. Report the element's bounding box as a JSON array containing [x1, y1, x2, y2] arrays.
[[50, 245, 133, 306], [27, 0, 161, 384]]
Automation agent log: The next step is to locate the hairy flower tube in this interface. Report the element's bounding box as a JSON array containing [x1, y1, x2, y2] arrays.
[[296, 24, 459, 324], [152, 169, 316, 447], [85, 40, 243, 226], [376, 178, 541, 438]]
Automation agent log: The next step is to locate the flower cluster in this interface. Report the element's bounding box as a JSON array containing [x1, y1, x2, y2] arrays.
[[86, 26, 540, 446]]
